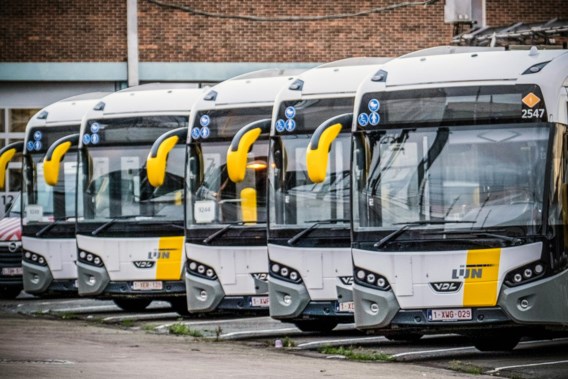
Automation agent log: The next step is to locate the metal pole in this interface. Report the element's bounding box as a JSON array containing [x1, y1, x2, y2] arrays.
[[127, 0, 139, 87]]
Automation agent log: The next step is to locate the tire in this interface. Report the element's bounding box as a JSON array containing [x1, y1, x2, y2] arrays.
[[471, 333, 521, 352], [385, 332, 423, 342], [113, 298, 152, 312], [0, 286, 22, 299], [293, 320, 338, 333], [169, 298, 190, 316]]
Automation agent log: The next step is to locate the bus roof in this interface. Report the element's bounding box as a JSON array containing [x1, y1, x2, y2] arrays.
[[27, 92, 110, 128], [93, 83, 206, 116], [380, 47, 568, 87], [200, 69, 306, 107]]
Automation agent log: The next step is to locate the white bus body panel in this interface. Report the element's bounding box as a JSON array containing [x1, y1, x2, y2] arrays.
[[22, 236, 77, 279]]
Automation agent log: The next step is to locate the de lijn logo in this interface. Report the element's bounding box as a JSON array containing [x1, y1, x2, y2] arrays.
[[276, 105, 296, 133], [192, 114, 210, 140], [358, 98, 381, 127]]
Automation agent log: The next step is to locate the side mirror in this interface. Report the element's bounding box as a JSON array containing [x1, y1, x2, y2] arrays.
[[44, 134, 80, 186], [147, 127, 187, 187], [306, 113, 353, 184], [0, 142, 24, 190], [227, 119, 271, 183], [240, 187, 257, 223]]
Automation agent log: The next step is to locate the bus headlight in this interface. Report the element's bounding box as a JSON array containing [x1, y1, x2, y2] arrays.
[[23, 251, 48, 267], [269, 260, 302, 284], [505, 261, 546, 287], [78, 251, 104, 267], [353, 266, 391, 291], [186, 259, 217, 280]]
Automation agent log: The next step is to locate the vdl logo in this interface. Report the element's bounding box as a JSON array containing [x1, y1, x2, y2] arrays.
[[430, 281, 462, 292], [133, 261, 155, 269], [339, 276, 354, 285], [251, 272, 268, 281]]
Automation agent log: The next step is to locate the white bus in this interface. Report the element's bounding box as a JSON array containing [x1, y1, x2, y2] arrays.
[[1, 93, 108, 296], [47, 84, 204, 312], [351, 47, 568, 350], [266, 58, 388, 332], [150, 69, 303, 314]]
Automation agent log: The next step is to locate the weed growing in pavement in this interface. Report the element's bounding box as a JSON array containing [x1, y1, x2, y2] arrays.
[[143, 324, 156, 332], [168, 323, 203, 337], [448, 360, 484, 375], [282, 336, 297, 348], [120, 319, 135, 328], [318, 345, 393, 362], [214, 326, 223, 341], [58, 312, 80, 320]]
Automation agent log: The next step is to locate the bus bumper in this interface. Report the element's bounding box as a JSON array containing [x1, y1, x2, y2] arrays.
[[499, 268, 568, 325], [353, 283, 400, 330], [185, 271, 224, 313], [77, 261, 110, 296], [22, 260, 53, 294], [268, 276, 310, 319]]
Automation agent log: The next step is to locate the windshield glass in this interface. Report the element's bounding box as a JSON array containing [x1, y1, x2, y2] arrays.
[[186, 140, 268, 229], [353, 124, 548, 233], [79, 116, 187, 222]]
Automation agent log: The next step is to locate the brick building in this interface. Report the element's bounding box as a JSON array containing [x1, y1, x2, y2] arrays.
[[0, 0, 566, 208]]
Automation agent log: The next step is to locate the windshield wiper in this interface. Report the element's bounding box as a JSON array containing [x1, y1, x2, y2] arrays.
[[35, 217, 75, 237], [287, 219, 349, 246], [374, 220, 475, 249], [474, 232, 522, 245], [91, 215, 151, 236], [203, 221, 267, 245]]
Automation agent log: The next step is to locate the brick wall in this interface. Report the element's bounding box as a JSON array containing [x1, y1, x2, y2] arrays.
[[1, 0, 566, 63]]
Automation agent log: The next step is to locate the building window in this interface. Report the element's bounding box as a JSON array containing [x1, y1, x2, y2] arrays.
[[9, 109, 38, 133]]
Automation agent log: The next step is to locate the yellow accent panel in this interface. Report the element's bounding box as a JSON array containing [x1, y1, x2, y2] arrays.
[[147, 135, 179, 187], [0, 148, 16, 190], [155, 236, 185, 280], [227, 128, 261, 183], [44, 141, 72, 186], [306, 123, 342, 183], [462, 248, 501, 307], [240, 187, 257, 223]]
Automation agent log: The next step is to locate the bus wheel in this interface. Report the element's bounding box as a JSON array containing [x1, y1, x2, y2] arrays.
[[113, 298, 152, 312], [293, 320, 338, 333], [0, 287, 22, 299], [385, 332, 423, 342], [169, 298, 190, 316], [470, 333, 521, 352]]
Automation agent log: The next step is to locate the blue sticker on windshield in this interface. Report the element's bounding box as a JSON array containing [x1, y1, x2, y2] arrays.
[[368, 99, 380, 112], [83, 134, 91, 145], [33, 131, 42, 141], [90, 122, 100, 133], [358, 113, 369, 127], [200, 115, 210, 127], [285, 119, 296, 132], [285, 106, 296, 119], [200, 126, 210, 139], [369, 112, 380, 126], [91, 133, 100, 144], [191, 127, 201, 140], [275, 119, 286, 133], [27, 141, 35, 151]]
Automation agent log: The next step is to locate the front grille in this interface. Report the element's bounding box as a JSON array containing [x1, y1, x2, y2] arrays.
[[0, 251, 23, 266]]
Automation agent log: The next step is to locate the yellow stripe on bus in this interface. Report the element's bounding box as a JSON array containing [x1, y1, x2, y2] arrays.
[[462, 248, 501, 307], [155, 236, 185, 280]]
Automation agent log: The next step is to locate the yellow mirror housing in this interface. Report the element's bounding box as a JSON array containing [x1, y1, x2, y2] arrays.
[[147, 127, 187, 187], [43, 134, 79, 186], [306, 113, 353, 184], [0, 142, 24, 190], [227, 119, 271, 183]]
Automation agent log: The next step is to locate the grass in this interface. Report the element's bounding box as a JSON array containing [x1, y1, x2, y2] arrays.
[[318, 345, 393, 362], [120, 319, 136, 328], [448, 360, 484, 375], [281, 336, 296, 348], [168, 323, 203, 337]]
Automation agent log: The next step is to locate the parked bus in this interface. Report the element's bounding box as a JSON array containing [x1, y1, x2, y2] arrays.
[[0, 195, 22, 298], [1, 93, 108, 297], [149, 69, 303, 313], [351, 47, 568, 350], [266, 58, 388, 332], [46, 84, 204, 312]]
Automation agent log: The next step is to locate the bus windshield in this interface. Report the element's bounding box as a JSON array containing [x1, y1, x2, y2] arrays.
[[353, 123, 548, 234], [79, 116, 186, 222]]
